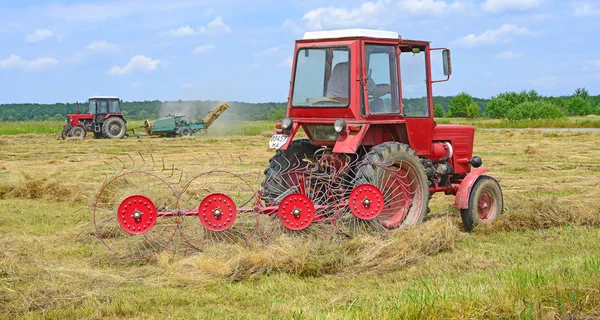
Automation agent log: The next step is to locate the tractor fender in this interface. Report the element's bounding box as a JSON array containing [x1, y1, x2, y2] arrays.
[[454, 167, 490, 209], [104, 114, 127, 123]]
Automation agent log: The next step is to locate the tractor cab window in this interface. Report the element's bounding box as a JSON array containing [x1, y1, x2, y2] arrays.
[[291, 47, 349, 107], [108, 100, 120, 113], [400, 48, 429, 117], [88, 100, 96, 114], [97, 100, 108, 114], [365, 45, 400, 114]]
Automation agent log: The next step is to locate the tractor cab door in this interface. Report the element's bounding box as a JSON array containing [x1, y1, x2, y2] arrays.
[[361, 43, 401, 116], [91, 99, 109, 123], [108, 99, 121, 114]]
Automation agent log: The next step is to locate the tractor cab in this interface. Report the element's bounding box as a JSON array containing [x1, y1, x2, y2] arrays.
[[273, 29, 454, 156]]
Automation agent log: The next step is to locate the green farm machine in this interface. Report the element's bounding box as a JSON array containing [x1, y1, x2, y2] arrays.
[[141, 102, 230, 137]]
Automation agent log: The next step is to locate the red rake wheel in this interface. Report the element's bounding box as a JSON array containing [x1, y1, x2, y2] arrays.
[[178, 171, 256, 251], [117, 195, 157, 234], [257, 170, 337, 242], [348, 184, 384, 221], [93, 171, 179, 259], [332, 159, 428, 238], [198, 193, 237, 231], [277, 194, 315, 231]]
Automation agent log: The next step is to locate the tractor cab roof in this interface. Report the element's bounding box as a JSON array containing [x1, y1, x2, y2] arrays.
[[302, 29, 399, 41], [89, 96, 120, 100]]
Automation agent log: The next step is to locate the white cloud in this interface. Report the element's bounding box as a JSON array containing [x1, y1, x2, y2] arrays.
[[109, 55, 160, 76], [280, 56, 293, 68], [163, 26, 196, 37], [583, 60, 600, 71], [192, 44, 216, 55], [181, 83, 193, 89], [482, 0, 542, 13], [574, 3, 600, 16], [85, 41, 119, 53], [495, 51, 524, 60], [528, 76, 558, 87], [0, 55, 58, 72], [254, 46, 283, 58], [302, 1, 387, 31], [281, 20, 304, 35], [161, 17, 232, 37], [399, 0, 465, 15], [454, 24, 534, 47], [25, 29, 53, 43]]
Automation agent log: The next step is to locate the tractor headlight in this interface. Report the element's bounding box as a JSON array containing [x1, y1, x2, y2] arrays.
[[281, 117, 293, 130], [334, 119, 346, 133]]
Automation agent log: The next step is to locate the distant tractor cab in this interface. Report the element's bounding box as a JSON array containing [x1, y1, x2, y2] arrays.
[[61, 96, 127, 139], [265, 29, 504, 232]]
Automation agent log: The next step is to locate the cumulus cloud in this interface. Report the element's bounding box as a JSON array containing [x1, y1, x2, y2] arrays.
[[528, 76, 558, 87], [25, 29, 53, 43], [399, 0, 465, 15], [161, 17, 232, 37], [85, 41, 119, 53], [108, 55, 160, 76], [192, 44, 216, 54], [482, 0, 542, 13], [574, 3, 600, 16], [454, 24, 534, 47], [254, 46, 283, 58], [495, 51, 524, 60], [280, 56, 293, 68], [0, 54, 58, 72]]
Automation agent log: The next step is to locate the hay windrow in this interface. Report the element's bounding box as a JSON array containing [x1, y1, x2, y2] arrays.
[[1, 173, 80, 202]]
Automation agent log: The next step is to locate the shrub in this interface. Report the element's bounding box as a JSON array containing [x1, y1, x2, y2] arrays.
[[487, 90, 541, 118], [564, 96, 593, 116], [504, 101, 564, 121], [466, 102, 480, 118], [447, 92, 473, 117], [433, 104, 445, 118]]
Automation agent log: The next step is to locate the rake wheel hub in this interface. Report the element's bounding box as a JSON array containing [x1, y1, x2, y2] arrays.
[[278, 194, 315, 231], [117, 195, 157, 235], [349, 184, 384, 220], [199, 193, 236, 231]]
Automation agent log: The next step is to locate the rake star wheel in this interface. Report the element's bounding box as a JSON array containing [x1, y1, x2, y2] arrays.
[[92, 171, 179, 259], [257, 170, 337, 242], [332, 153, 429, 237], [178, 170, 257, 250]]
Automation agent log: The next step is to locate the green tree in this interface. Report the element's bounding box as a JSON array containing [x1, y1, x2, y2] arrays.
[[505, 101, 564, 120], [433, 104, 445, 117], [466, 103, 480, 118], [487, 90, 541, 119], [447, 92, 473, 117], [564, 97, 593, 116]]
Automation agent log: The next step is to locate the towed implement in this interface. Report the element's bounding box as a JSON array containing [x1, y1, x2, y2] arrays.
[[141, 102, 229, 137], [92, 29, 504, 259]]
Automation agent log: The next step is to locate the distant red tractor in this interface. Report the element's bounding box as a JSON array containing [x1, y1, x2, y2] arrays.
[[263, 29, 504, 232], [61, 96, 127, 139]]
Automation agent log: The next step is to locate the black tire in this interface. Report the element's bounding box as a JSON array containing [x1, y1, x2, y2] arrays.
[[354, 142, 429, 228], [102, 117, 126, 139], [179, 127, 193, 137], [460, 175, 503, 232], [69, 126, 87, 138], [261, 139, 321, 202], [60, 128, 69, 140]]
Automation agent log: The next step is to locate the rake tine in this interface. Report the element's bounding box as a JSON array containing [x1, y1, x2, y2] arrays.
[[139, 152, 146, 168], [127, 154, 136, 170]]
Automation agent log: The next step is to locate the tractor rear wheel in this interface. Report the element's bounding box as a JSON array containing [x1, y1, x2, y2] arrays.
[[261, 139, 321, 203], [460, 175, 503, 232], [102, 117, 126, 139], [69, 126, 87, 138], [351, 142, 429, 230]]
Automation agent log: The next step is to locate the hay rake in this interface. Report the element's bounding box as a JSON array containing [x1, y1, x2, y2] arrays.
[[90, 153, 425, 259]]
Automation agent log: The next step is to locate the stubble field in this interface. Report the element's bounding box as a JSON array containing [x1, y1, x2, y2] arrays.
[[0, 123, 599, 319]]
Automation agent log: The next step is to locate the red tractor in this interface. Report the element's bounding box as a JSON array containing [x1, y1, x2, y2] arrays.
[[61, 96, 127, 139], [263, 29, 503, 232]]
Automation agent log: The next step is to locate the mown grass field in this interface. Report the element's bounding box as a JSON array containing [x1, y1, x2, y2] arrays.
[[0, 125, 599, 319]]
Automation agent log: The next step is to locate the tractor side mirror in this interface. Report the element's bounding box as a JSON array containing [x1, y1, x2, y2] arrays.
[[442, 49, 452, 76]]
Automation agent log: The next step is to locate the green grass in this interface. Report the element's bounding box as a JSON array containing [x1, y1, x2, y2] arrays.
[[436, 115, 600, 128]]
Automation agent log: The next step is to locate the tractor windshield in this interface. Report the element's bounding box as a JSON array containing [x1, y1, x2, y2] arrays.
[[291, 47, 349, 107]]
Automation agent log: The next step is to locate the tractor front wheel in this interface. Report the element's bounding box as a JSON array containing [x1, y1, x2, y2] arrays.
[[102, 117, 126, 139], [460, 175, 503, 232], [69, 126, 87, 139], [60, 128, 69, 140]]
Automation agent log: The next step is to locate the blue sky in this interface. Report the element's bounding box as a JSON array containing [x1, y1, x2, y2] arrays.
[[0, 0, 599, 103]]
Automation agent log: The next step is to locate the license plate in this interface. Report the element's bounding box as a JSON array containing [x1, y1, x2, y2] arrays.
[[269, 134, 289, 150]]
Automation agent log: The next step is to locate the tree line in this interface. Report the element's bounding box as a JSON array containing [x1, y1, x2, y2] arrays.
[[0, 88, 599, 122]]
